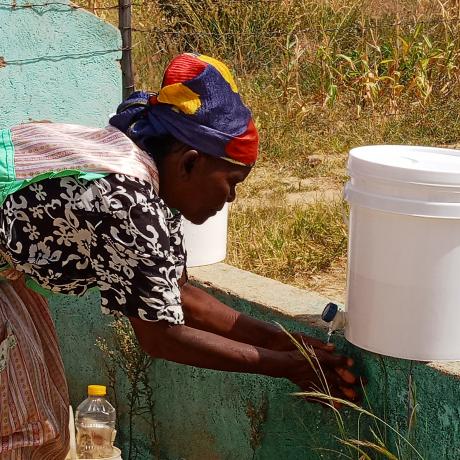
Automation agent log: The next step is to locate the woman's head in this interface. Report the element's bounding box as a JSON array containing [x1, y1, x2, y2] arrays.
[[154, 146, 251, 224], [110, 53, 259, 222]]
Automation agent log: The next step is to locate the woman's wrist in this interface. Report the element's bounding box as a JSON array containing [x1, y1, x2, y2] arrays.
[[261, 329, 294, 351], [257, 348, 302, 379]]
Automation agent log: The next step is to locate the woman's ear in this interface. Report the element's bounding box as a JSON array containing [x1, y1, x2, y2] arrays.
[[179, 149, 200, 177]]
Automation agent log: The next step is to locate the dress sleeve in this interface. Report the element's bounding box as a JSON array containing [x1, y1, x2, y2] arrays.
[[92, 176, 185, 324]]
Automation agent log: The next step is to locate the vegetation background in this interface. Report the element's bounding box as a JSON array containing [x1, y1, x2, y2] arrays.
[[79, 0, 460, 302]]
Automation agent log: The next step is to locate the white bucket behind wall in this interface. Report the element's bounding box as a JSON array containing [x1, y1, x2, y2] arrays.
[[345, 145, 460, 361], [183, 203, 229, 267]]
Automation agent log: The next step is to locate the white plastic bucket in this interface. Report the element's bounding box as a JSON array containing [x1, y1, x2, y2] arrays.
[[183, 203, 228, 267], [345, 145, 460, 361]]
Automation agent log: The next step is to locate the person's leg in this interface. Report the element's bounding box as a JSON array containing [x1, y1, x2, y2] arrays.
[[0, 278, 70, 460]]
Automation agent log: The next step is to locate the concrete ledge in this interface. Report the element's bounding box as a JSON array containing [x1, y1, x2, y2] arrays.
[[189, 262, 334, 331], [428, 361, 460, 378]]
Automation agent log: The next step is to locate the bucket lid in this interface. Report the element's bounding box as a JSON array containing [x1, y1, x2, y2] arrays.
[[348, 145, 460, 186]]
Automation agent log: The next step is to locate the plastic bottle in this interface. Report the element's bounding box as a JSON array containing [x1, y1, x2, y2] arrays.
[[75, 385, 116, 459]]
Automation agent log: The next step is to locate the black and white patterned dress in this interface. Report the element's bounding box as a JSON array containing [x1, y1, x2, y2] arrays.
[[0, 174, 186, 324]]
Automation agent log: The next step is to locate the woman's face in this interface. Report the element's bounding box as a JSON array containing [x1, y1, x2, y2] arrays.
[[159, 150, 251, 225]]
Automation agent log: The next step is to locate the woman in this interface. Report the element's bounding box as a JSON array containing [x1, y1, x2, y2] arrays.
[[0, 53, 358, 459]]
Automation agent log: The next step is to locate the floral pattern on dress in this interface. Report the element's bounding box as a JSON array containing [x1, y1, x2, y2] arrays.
[[0, 174, 186, 324]]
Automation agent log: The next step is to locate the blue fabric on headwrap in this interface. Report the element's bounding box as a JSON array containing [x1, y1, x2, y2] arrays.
[[109, 91, 170, 150]]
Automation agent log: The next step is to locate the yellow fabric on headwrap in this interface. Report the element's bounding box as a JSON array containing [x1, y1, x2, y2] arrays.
[[157, 83, 201, 115], [196, 55, 239, 93]]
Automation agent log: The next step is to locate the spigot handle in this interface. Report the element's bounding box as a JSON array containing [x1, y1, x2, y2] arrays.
[[322, 302, 338, 323]]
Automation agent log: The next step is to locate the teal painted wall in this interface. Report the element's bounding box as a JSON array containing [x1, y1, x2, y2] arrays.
[[50, 285, 460, 460], [0, 0, 121, 128]]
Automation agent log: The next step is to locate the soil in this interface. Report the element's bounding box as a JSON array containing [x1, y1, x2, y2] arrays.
[[234, 161, 348, 303]]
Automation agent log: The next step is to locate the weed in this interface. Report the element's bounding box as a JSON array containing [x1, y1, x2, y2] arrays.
[[96, 319, 161, 460], [280, 325, 424, 459]]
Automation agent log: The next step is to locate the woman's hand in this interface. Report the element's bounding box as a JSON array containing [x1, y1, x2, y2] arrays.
[[265, 329, 359, 404], [284, 347, 359, 405]]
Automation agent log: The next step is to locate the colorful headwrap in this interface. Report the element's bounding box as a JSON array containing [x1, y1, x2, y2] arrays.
[[109, 53, 259, 166]]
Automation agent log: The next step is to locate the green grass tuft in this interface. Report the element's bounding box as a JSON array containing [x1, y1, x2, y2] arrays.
[[227, 199, 347, 284]]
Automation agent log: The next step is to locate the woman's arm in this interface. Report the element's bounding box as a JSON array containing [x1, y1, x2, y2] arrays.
[[129, 316, 358, 401], [180, 282, 335, 352], [131, 316, 290, 376]]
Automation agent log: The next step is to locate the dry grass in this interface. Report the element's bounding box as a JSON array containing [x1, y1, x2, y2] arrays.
[[77, 0, 460, 297], [227, 198, 348, 291]]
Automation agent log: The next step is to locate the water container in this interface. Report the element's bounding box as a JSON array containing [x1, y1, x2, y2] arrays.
[[76, 385, 117, 459], [183, 203, 228, 267], [345, 145, 460, 361]]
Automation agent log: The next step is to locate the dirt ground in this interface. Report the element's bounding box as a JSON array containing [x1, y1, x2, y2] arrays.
[[233, 158, 348, 303]]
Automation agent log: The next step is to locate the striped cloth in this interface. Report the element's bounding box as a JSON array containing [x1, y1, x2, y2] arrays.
[[0, 122, 160, 206], [0, 277, 69, 459]]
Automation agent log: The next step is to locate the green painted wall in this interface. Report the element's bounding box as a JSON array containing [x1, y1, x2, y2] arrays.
[[0, 0, 121, 128], [50, 285, 460, 460]]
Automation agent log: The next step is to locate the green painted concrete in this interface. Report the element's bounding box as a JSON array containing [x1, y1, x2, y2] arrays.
[[49, 275, 460, 460], [0, 0, 121, 128]]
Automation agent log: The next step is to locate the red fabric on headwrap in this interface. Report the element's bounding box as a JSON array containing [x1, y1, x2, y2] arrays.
[[225, 118, 259, 165], [162, 54, 208, 86]]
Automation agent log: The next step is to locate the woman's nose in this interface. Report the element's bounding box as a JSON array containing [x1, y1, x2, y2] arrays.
[[227, 187, 236, 203]]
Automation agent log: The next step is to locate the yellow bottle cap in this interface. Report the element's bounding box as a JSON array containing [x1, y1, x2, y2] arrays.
[[87, 385, 107, 397]]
